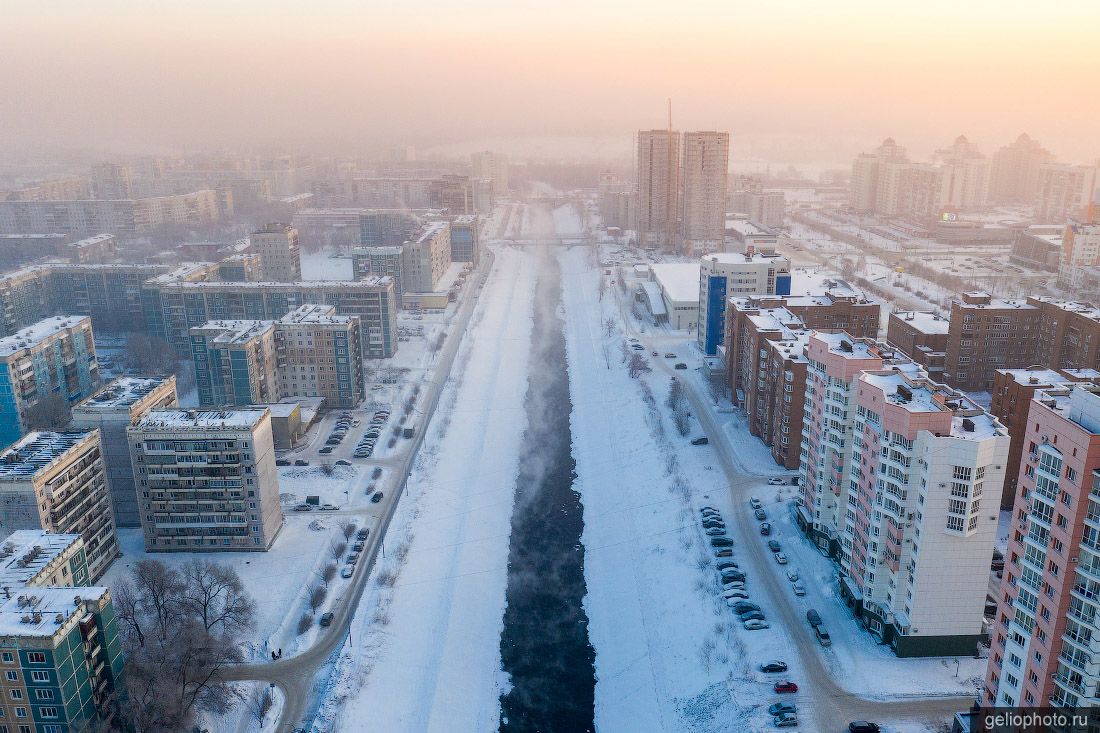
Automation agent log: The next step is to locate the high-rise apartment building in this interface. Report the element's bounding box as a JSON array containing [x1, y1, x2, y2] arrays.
[[635, 129, 680, 250], [91, 162, 134, 199], [1035, 163, 1099, 224], [943, 293, 1041, 392], [850, 138, 908, 213], [251, 223, 302, 282], [70, 376, 180, 527], [983, 384, 1100, 709], [800, 361, 1009, 656], [729, 190, 785, 229], [402, 221, 451, 293], [680, 131, 729, 255], [698, 252, 791, 356], [128, 408, 284, 552], [351, 246, 405, 297], [470, 151, 510, 198], [990, 133, 1055, 203], [1058, 206, 1100, 292], [0, 431, 119, 581], [448, 215, 480, 264], [190, 320, 279, 407], [936, 135, 990, 212], [0, 316, 100, 448], [886, 310, 951, 382], [877, 162, 945, 221]]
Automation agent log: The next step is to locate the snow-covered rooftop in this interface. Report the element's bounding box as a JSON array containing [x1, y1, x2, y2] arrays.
[[891, 310, 950, 334], [650, 263, 700, 304], [860, 372, 1004, 439], [0, 586, 110, 638], [956, 292, 1036, 310], [194, 319, 275, 346], [996, 368, 1076, 388], [789, 269, 862, 298], [413, 221, 449, 243], [724, 219, 777, 237], [1029, 298, 1100, 322], [135, 408, 268, 431], [0, 531, 82, 588], [0, 432, 96, 479], [73, 377, 174, 413], [702, 251, 785, 266], [277, 304, 351, 325], [0, 316, 90, 357]]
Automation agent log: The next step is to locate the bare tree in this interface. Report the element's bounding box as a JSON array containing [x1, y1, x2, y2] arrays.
[[180, 559, 256, 637], [319, 563, 337, 588], [341, 522, 357, 541], [23, 395, 72, 431], [249, 685, 275, 729], [308, 585, 328, 613], [627, 353, 651, 379], [297, 612, 313, 635], [329, 540, 347, 561], [125, 333, 178, 375], [604, 317, 615, 337], [598, 276, 607, 301], [320, 462, 334, 476], [666, 378, 691, 436]]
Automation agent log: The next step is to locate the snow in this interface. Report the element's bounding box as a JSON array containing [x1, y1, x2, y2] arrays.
[[301, 248, 353, 281], [552, 202, 585, 237], [277, 464, 360, 508], [314, 243, 537, 732], [650, 262, 701, 303]]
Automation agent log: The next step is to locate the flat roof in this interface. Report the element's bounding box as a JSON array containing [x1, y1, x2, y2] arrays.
[[0, 586, 110, 638], [72, 377, 173, 413], [650, 263, 700, 304], [725, 219, 778, 237], [891, 310, 950, 334], [0, 531, 82, 588], [0, 316, 90, 357], [0, 432, 96, 479], [860, 371, 1004, 439], [278, 304, 354, 325], [134, 408, 268, 431]]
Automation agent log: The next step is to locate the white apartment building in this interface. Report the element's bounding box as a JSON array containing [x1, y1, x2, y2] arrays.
[[251, 223, 302, 282], [128, 408, 284, 552], [1058, 209, 1100, 291], [0, 431, 119, 582], [401, 221, 451, 294], [1035, 164, 1099, 224]]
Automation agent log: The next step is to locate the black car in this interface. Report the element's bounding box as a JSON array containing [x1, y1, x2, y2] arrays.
[[356, 529, 369, 541], [710, 537, 733, 548], [294, 459, 309, 466], [849, 724, 880, 733], [760, 661, 788, 673], [275, 459, 291, 466], [370, 491, 384, 503], [319, 446, 334, 454], [319, 612, 334, 627], [674, 363, 687, 369], [691, 437, 709, 445], [767, 540, 781, 552]]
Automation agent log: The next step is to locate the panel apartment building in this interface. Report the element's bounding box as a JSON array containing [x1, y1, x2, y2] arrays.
[[191, 304, 364, 409], [402, 221, 451, 294], [140, 263, 397, 359], [0, 316, 100, 448], [0, 189, 221, 236], [886, 310, 950, 382], [251, 223, 302, 282], [0, 431, 119, 582], [799, 358, 1009, 656], [983, 383, 1100, 709], [127, 408, 284, 552], [70, 376, 180, 527]]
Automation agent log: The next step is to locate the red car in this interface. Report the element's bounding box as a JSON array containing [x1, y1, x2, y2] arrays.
[[774, 681, 798, 694]]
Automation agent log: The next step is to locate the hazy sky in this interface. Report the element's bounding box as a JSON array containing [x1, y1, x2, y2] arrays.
[[3, 1, 1098, 165]]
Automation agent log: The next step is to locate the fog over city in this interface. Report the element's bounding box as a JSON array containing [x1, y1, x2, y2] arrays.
[[1, 3, 1099, 733]]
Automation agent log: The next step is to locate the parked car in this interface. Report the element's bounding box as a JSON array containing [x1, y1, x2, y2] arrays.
[[760, 661, 788, 673], [786, 570, 800, 582], [806, 609, 823, 627], [713, 549, 733, 558], [710, 537, 733, 548], [767, 477, 785, 486], [293, 504, 313, 512], [691, 437, 709, 445], [792, 582, 806, 597], [319, 612, 334, 627], [773, 713, 798, 728], [294, 459, 309, 466], [319, 504, 338, 511], [276, 459, 291, 466], [705, 527, 726, 536], [346, 553, 359, 565], [769, 702, 797, 716], [754, 509, 767, 521], [664, 353, 676, 358], [716, 560, 738, 570], [739, 610, 765, 621], [722, 581, 745, 591], [356, 529, 369, 541], [743, 619, 770, 630], [814, 626, 832, 647], [370, 491, 384, 503], [720, 570, 745, 582], [702, 521, 725, 530], [767, 540, 781, 552], [749, 497, 762, 509], [759, 522, 771, 535], [724, 591, 749, 601], [773, 681, 798, 694], [699, 506, 719, 514], [319, 447, 334, 454], [732, 602, 759, 614], [341, 567, 353, 579], [848, 723, 880, 733], [674, 363, 687, 370], [336, 460, 351, 466], [352, 542, 364, 552]]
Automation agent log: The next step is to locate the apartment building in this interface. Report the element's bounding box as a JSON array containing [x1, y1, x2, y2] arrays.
[[0, 190, 221, 236], [0, 531, 91, 589], [190, 320, 279, 407], [635, 130, 680, 250], [1058, 208, 1100, 292], [273, 305, 364, 408], [470, 151, 510, 197], [729, 190, 785, 229], [402, 221, 451, 293], [990, 133, 1055, 204], [351, 246, 405, 297], [983, 384, 1100, 709], [990, 368, 1100, 508], [0, 316, 100, 448], [449, 214, 480, 264], [0, 431, 119, 582], [680, 131, 729, 256], [887, 310, 950, 381], [697, 252, 792, 356], [3, 176, 90, 202], [1035, 164, 1098, 224], [357, 209, 423, 247], [943, 293, 1040, 391], [251, 223, 302, 282], [1030, 297, 1100, 375], [141, 267, 397, 358], [850, 138, 909, 213], [128, 408, 284, 552], [217, 253, 263, 282], [935, 135, 990, 212], [0, 585, 124, 731]]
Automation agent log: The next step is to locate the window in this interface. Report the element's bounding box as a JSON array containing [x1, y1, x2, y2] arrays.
[[9, 690, 22, 701], [29, 671, 48, 683], [25, 653, 45, 664], [38, 707, 57, 719], [4, 671, 15, 681], [0, 653, 12, 664], [12, 708, 24, 719], [33, 689, 53, 701]]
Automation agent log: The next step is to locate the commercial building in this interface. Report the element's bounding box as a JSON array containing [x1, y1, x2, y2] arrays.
[[698, 252, 792, 355], [725, 219, 780, 255], [448, 215, 480, 264], [250, 223, 302, 282], [800, 360, 1009, 656], [128, 408, 284, 552], [989, 367, 1100, 508], [635, 130, 680, 250], [0, 316, 100, 448], [983, 384, 1100, 709], [402, 221, 451, 294], [70, 376, 179, 528], [0, 585, 125, 731], [141, 265, 397, 358], [649, 263, 700, 331], [680, 131, 729, 256], [1010, 227, 1063, 272], [0, 431, 119, 582], [989, 133, 1055, 204], [0, 190, 221, 236], [886, 310, 950, 381]]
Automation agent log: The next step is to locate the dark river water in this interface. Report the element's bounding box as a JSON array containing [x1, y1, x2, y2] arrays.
[[498, 246, 596, 733]]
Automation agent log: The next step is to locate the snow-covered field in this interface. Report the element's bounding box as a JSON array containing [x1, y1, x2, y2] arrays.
[[301, 248, 353, 280], [314, 244, 537, 732]]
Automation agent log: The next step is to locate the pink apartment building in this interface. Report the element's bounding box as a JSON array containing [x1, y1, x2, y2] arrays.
[[985, 383, 1100, 709]]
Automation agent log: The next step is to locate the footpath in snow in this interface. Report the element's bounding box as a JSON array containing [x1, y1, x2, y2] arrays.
[[313, 244, 537, 732]]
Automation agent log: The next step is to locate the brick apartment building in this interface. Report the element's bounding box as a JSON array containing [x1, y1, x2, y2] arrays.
[[886, 310, 950, 381]]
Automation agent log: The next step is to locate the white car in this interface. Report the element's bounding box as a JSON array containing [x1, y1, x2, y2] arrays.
[[774, 552, 789, 565], [786, 570, 800, 582], [792, 582, 806, 597], [749, 497, 762, 509], [767, 477, 786, 486], [743, 620, 770, 630]]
